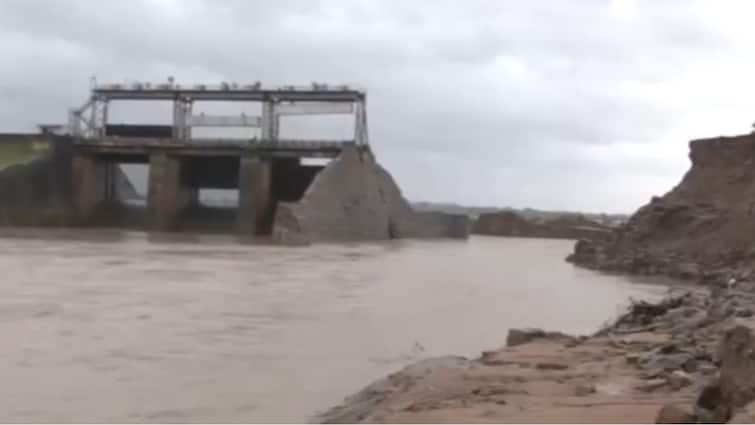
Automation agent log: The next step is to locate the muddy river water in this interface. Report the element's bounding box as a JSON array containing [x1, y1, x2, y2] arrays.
[[0, 229, 668, 422]]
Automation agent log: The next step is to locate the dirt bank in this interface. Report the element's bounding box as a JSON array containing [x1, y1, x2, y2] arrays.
[[568, 133, 755, 282]]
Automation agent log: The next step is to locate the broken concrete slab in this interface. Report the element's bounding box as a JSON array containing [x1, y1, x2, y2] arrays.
[[272, 147, 470, 243]]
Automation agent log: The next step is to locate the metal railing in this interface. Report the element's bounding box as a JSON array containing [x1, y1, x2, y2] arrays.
[[69, 81, 370, 147]]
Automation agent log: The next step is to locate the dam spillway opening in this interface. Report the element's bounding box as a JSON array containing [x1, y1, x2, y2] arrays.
[[75, 151, 329, 234], [84, 154, 150, 228]]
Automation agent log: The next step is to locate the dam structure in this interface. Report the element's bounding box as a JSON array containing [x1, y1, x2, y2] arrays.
[[0, 81, 469, 242], [69, 82, 368, 234]]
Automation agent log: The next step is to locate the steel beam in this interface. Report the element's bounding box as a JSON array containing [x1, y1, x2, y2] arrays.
[[188, 114, 262, 127], [275, 102, 354, 116], [261, 101, 275, 140], [93, 88, 363, 102], [172, 97, 192, 140], [354, 100, 369, 146]]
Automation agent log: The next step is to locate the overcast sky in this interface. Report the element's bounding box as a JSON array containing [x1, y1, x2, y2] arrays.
[[1, 0, 754, 213]]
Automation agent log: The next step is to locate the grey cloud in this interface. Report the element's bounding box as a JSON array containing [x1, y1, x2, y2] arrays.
[[0, 0, 744, 212]]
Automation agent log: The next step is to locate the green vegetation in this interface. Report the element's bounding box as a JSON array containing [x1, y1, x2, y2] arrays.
[[412, 202, 628, 226], [0, 140, 49, 170]]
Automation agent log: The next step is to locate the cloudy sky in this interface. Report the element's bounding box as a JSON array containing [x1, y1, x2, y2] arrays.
[[1, 0, 754, 213]]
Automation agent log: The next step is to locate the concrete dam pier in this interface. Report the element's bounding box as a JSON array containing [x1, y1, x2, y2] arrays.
[[73, 137, 347, 234], [0, 82, 469, 242]]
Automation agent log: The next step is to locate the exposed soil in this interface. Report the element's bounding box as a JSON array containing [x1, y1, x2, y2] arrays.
[[568, 134, 755, 283]]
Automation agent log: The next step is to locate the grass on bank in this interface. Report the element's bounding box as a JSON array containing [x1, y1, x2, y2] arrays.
[[0, 140, 49, 170]]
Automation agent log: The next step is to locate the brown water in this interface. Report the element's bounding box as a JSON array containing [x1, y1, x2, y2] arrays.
[[0, 230, 668, 422]]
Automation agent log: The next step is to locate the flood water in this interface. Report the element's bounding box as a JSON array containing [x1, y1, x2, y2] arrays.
[[0, 230, 668, 422]]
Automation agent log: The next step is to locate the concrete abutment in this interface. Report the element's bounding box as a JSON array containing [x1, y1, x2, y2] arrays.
[[237, 156, 274, 235], [72, 153, 106, 220], [147, 154, 196, 231]]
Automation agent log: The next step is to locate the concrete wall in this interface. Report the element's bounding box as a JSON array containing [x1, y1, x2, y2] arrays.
[[0, 135, 75, 225], [237, 157, 273, 234], [147, 154, 196, 230], [72, 153, 107, 219], [272, 146, 470, 243]]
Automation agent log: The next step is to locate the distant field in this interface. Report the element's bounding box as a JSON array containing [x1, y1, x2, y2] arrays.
[[412, 201, 629, 225], [0, 140, 49, 170]]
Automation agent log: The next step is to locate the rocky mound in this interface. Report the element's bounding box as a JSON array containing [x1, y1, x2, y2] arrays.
[[569, 133, 755, 281], [474, 210, 612, 241]]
